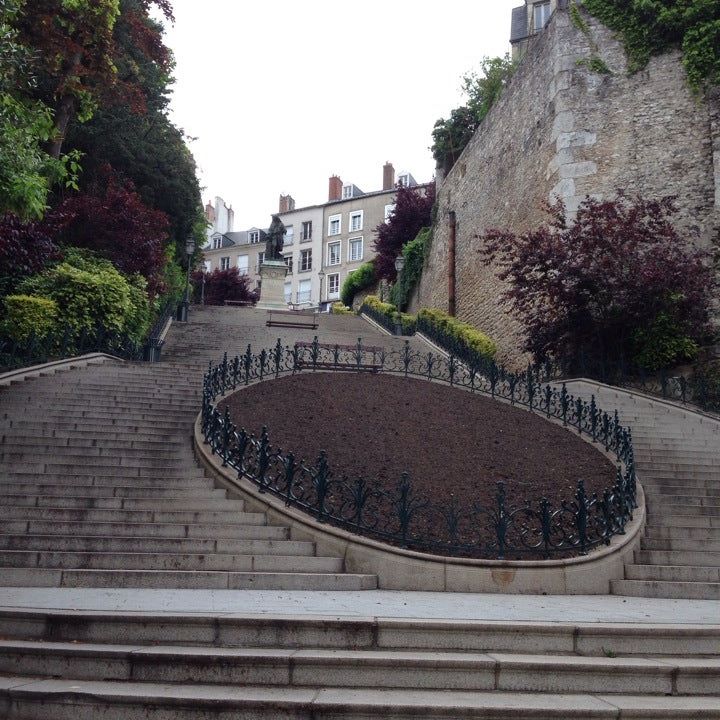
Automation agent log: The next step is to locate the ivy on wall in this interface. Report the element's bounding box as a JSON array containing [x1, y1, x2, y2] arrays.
[[582, 0, 720, 91]]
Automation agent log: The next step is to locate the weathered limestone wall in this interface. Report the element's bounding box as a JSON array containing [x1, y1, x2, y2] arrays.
[[416, 7, 720, 369]]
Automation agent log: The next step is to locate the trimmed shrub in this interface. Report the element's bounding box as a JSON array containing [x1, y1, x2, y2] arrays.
[[0, 294, 57, 343], [331, 301, 353, 315], [192, 268, 258, 306], [417, 308, 497, 361], [340, 261, 376, 307], [18, 250, 151, 345], [360, 295, 416, 336]]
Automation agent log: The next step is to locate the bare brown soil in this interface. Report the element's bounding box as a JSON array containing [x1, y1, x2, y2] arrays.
[[220, 372, 616, 510]]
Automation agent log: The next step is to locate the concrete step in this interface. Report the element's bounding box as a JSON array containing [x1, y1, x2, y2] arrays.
[[611, 578, 720, 600], [0, 640, 718, 695], [644, 514, 720, 529], [0, 550, 343, 573], [0, 494, 245, 511], [0, 568, 378, 590], [0, 519, 291, 541], [1, 506, 262, 525], [639, 478, 718, 491], [635, 549, 720, 567], [3, 610, 718, 655], [625, 563, 720, 583], [641, 537, 720, 552], [1, 677, 718, 719], [647, 503, 720, 516], [0, 483, 224, 499], [644, 525, 720, 539], [645, 493, 720, 505], [2, 436, 187, 451], [0, 534, 315, 556]]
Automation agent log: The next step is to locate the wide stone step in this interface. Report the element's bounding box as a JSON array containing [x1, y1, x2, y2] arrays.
[[636, 549, 720, 567], [1, 441, 186, 458], [1, 641, 718, 695], [645, 493, 720, 505], [0, 567, 377, 590], [647, 503, 720, 516], [625, 563, 720, 583], [635, 460, 720, 473], [2, 436, 187, 451], [1, 461, 194, 476], [0, 519, 290, 541], [1, 678, 718, 719], [0, 534, 314, 556], [4, 610, 718, 655], [641, 537, 720, 552], [0, 494, 244, 511], [611, 578, 720, 600], [640, 478, 718, 490], [2, 506, 261, 525], [0, 473, 211, 488], [644, 514, 720, 529], [1, 424, 188, 440], [644, 525, 720, 539], [0, 453, 189, 469], [0, 483, 224, 498], [0, 550, 342, 573]]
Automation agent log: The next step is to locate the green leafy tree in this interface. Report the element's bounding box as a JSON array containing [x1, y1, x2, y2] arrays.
[[0, 0, 77, 218], [432, 55, 516, 174]]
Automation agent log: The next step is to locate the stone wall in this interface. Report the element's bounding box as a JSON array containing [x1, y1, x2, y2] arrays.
[[416, 7, 720, 369]]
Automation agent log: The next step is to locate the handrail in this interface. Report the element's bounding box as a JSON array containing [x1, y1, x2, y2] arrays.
[[201, 338, 637, 561]]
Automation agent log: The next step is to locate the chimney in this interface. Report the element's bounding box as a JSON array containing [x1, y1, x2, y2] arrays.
[[279, 194, 295, 213], [328, 175, 342, 202], [382, 162, 394, 191]]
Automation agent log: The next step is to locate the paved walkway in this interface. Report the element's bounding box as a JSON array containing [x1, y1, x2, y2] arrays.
[[0, 588, 717, 624]]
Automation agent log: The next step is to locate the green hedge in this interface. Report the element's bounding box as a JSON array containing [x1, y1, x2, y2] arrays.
[[331, 301, 353, 315], [0, 294, 58, 343], [360, 295, 417, 336], [340, 261, 376, 307], [417, 308, 497, 361]]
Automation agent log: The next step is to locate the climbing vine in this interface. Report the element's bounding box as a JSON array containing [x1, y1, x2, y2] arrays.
[[583, 0, 720, 91]]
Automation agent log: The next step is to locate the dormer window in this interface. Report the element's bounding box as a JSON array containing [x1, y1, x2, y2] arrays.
[[533, 1, 551, 32], [397, 174, 409, 188], [342, 184, 353, 199], [212, 235, 222, 249], [249, 231, 260, 244]]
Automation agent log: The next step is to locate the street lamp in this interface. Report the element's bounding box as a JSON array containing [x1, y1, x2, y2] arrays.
[[318, 268, 325, 310], [394, 254, 405, 275], [179, 237, 195, 322]]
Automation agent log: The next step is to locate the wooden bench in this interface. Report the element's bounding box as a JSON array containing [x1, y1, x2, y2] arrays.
[[266, 309, 318, 329], [224, 299, 255, 307], [294, 341, 383, 372]]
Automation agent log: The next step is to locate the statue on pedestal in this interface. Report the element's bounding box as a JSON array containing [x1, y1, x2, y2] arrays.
[[264, 215, 286, 261]]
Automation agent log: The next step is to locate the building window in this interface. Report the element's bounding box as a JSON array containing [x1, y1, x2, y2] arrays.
[[384, 203, 395, 222], [256, 251, 265, 272], [348, 237, 363, 262], [397, 174, 409, 187], [213, 236, 222, 249], [249, 231, 260, 244], [284, 225, 294, 246], [203, 260, 211, 273], [328, 214, 341, 236], [349, 210, 363, 232], [301, 220, 312, 241], [533, 1, 551, 31], [284, 282, 292, 304], [220, 257, 230, 271], [328, 273, 340, 300], [342, 184, 353, 199], [300, 249, 312, 272], [283, 254, 293, 274], [237, 255, 249, 275], [327, 241, 341, 266], [297, 278, 311, 303]]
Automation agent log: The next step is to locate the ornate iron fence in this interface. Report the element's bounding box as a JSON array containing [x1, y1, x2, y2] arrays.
[[201, 337, 637, 561]]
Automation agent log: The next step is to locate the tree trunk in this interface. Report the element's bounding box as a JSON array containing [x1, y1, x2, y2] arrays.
[[48, 94, 77, 159]]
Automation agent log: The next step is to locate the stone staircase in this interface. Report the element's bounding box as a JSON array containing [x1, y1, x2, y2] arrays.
[[0, 359, 376, 591], [0, 609, 718, 718], [566, 381, 720, 600]]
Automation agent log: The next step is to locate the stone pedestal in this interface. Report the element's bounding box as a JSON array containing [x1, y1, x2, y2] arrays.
[[256, 260, 288, 310]]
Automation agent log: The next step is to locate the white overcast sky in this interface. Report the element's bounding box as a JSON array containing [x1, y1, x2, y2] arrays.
[[160, 1, 520, 229]]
